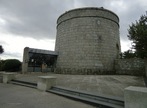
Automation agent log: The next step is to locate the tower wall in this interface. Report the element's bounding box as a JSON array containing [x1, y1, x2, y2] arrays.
[[55, 7, 120, 74]]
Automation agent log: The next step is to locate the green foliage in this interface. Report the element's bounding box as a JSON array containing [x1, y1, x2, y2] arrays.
[[127, 14, 147, 58], [0, 60, 5, 71], [0, 45, 4, 54], [1, 59, 21, 72], [120, 50, 136, 59]]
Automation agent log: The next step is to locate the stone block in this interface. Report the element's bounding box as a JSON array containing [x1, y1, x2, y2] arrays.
[[37, 76, 57, 91], [0, 71, 5, 76], [3, 73, 16, 83], [124, 86, 147, 108]]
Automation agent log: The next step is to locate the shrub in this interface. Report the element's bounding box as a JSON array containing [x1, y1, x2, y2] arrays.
[[0, 60, 5, 71], [2, 59, 21, 72]]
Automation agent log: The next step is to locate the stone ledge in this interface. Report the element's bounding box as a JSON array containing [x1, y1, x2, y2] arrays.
[[124, 86, 147, 108], [3, 73, 17, 83], [0, 71, 5, 76], [37, 76, 57, 91]]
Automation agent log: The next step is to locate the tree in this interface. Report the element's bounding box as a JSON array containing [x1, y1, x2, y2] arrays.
[[127, 14, 147, 58], [0, 45, 4, 54], [120, 50, 136, 59], [2, 59, 21, 72]]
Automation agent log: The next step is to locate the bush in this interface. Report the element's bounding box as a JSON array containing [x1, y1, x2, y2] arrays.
[[0, 60, 5, 71], [2, 59, 21, 72]]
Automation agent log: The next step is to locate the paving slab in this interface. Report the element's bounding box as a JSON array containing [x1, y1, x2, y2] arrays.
[[0, 83, 95, 108], [15, 73, 146, 98]]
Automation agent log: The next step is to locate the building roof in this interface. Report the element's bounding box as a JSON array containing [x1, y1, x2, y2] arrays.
[[28, 47, 58, 56]]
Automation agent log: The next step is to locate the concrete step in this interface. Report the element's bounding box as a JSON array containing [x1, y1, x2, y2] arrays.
[[9, 80, 37, 88], [47, 86, 124, 108]]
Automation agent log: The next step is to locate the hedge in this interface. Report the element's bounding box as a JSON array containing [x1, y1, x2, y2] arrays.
[[1, 59, 21, 72]]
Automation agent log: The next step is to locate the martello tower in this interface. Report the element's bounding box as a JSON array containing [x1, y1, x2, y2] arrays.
[[55, 7, 120, 74]]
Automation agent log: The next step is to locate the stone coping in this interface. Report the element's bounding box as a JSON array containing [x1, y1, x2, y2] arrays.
[[125, 86, 147, 93], [38, 76, 57, 79], [3, 73, 17, 75]]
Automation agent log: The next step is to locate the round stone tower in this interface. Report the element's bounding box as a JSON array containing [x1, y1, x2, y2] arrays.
[[55, 7, 120, 74]]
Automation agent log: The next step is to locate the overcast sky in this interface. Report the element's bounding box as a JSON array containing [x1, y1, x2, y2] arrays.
[[0, 0, 147, 61]]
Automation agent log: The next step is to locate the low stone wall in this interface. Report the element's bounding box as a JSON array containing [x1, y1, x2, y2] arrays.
[[115, 58, 145, 76], [28, 67, 54, 72], [55, 58, 146, 75], [54, 68, 116, 75]]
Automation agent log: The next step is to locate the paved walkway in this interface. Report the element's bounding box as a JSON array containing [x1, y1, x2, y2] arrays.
[[15, 73, 146, 98], [0, 83, 95, 108]]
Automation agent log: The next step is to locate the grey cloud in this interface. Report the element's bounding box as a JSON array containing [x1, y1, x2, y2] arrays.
[[111, 1, 146, 41], [0, 0, 146, 41], [0, 40, 7, 45], [73, 0, 105, 7], [0, 0, 74, 40], [1, 51, 22, 61]]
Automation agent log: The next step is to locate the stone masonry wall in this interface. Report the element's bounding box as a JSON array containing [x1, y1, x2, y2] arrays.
[[115, 58, 145, 76], [55, 7, 120, 74], [22, 47, 29, 73]]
